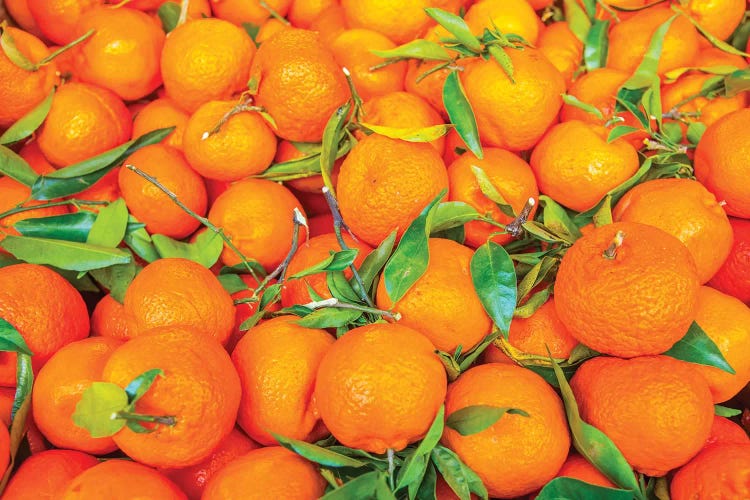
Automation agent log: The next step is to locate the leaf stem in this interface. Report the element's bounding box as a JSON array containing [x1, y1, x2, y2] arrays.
[[387, 448, 396, 491], [202, 95, 265, 139], [259, 0, 291, 25], [0, 199, 108, 222], [252, 208, 305, 296], [115, 411, 177, 427], [505, 197, 536, 238], [301, 297, 401, 321]]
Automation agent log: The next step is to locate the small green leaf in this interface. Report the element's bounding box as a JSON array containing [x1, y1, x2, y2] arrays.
[[152, 231, 223, 269], [0, 145, 38, 187], [584, 19, 609, 71], [124, 369, 164, 406], [320, 103, 351, 195], [487, 45, 515, 83], [217, 274, 249, 295], [607, 125, 642, 143], [415, 462, 438, 500], [396, 406, 445, 491], [290, 249, 359, 279], [0, 26, 36, 71], [443, 72, 483, 159], [723, 68, 750, 97], [371, 39, 452, 61], [686, 121, 707, 145], [0, 319, 32, 356], [714, 405, 742, 417], [514, 286, 553, 318], [562, 94, 604, 121], [661, 121, 683, 144], [0, 351, 33, 492], [621, 15, 678, 90], [663, 321, 735, 374], [0, 89, 54, 145], [320, 471, 382, 500], [539, 196, 582, 241], [470, 165, 516, 217], [296, 307, 362, 329], [72, 382, 129, 438], [592, 195, 614, 228], [470, 241, 517, 337], [86, 198, 129, 248], [273, 433, 367, 468], [675, 6, 750, 58], [1, 235, 132, 272], [430, 202, 480, 234], [537, 477, 635, 500], [431, 445, 488, 500], [359, 122, 452, 143], [123, 226, 160, 263], [88, 260, 137, 303], [563, 0, 592, 43], [458, 330, 501, 371], [446, 405, 528, 436], [353, 230, 396, 296], [14, 212, 97, 242], [157, 2, 181, 33], [327, 271, 361, 304], [424, 8, 481, 51]]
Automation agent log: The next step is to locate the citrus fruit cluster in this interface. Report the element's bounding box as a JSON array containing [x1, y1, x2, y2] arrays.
[[0, 0, 749, 498]]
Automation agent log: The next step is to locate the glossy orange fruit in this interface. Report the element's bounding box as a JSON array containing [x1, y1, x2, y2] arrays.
[[90, 294, 134, 340], [132, 97, 190, 151], [2, 449, 99, 500], [288, 0, 338, 28], [4, 0, 44, 37], [661, 73, 747, 131], [463, 0, 541, 44], [709, 217, 750, 305], [670, 443, 750, 499], [537, 21, 584, 86], [506, 297, 579, 358], [552, 453, 616, 489], [681, 0, 746, 41], [705, 415, 750, 448], [211, 0, 293, 26], [28, 0, 102, 45], [61, 459, 187, 499]]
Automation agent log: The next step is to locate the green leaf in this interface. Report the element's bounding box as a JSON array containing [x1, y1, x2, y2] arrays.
[[424, 8, 481, 51], [470, 241, 517, 337], [0, 235, 132, 272], [124, 369, 164, 406], [730, 16, 750, 52], [675, 6, 750, 58], [290, 249, 359, 279], [563, 0, 592, 42], [86, 198, 128, 248], [320, 471, 382, 500], [88, 259, 137, 303], [296, 307, 362, 329], [0, 351, 32, 492], [397, 406, 445, 491], [0, 26, 36, 71], [431, 445, 488, 500], [123, 226, 160, 263], [415, 462, 438, 500], [537, 477, 635, 500], [359, 123, 452, 143], [383, 190, 445, 302], [31, 127, 175, 201], [152, 231, 223, 269], [446, 405, 528, 436], [72, 382, 129, 438], [714, 405, 742, 417], [13, 212, 97, 242], [663, 321, 735, 374], [686, 122, 707, 145], [327, 271, 361, 304], [0, 89, 54, 145], [592, 195, 614, 228], [157, 1, 180, 33], [561, 94, 604, 121], [539, 196, 582, 241], [607, 125, 642, 144], [0, 319, 32, 356], [516, 255, 557, 304], [273, 433, 367, 468], [371, 39, 452, 61], [217, 274, 249, 295], [549, 357, 641, 493], [0, 145, 38, 187], [621, 15, 678, 90], [723, 68, 750, 97], [584, 19, 609, 71], [487, 45, 515, 83], [443, 72, 483, 159], [662, 121, 683, 144], [429, 202, 480, 234], [470, 166, 515, 218], [320, 103, 351, 195], [458, 330, 501, 371], [354, 230, 397, 296]]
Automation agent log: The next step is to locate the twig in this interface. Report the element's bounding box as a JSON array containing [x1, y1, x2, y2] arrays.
[[0, 199, 108, 222], [252, 208, 305, 296], [302, 297, 401, 321], [505, 198, 536, 238]]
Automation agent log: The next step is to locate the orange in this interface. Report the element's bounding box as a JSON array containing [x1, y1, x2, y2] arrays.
[[329, 29, 407, 101], [0, 27, 58, 129], [248, 28, 349, 142], [0, 177, 69, 240], [102, 328, 241, 468], [2, 449, 99, 500], [227, 274, 281, 352], [463, 0, 541, 44], [125, 0, 211, 17], [461, 47, 565, 151], [442, 363, 570, 498], [68, 169, 121, 209], [709, 217, 750, 304], [118, 144, 207, 239], [32, 337, 124, 454], [571, 355, 714, 476], [72, 6, 165, 101], [687, 286, 750, 403], [18, 140, 57, 172], [537, 21, 583, 87], [359, 91, 446, 154], [705, 415, 750, 448], [37, 82, 132, 167], [132, 97, 190, 151], [670, 443, 750, 499], [308, 213, 335, 237], [530, 120, 639, 212], [527, 0, 553, 8], [613, 178, 733, 284], [289, 0, 337, 28], [0, 387, 15, 426], [274, 140, 341, 193], [555, 222, 700, 358], [90, 294, 134, 340], [0, 264, 89, 385], [376, 238, 493, 353], [123, 258, 235, 345], [405, 60, 451, 117], [506, 297, 579, 358], [561, 68, 629, 125], [255, 18, 290, 44], [682, 0, 746, 42], [161, 18, 255, 113], [232, 316, 334, 445], [336, 133, 449, 247], [208, 178, 308, 271], [553, 453, 617, 489], [62, 459, 187, 499], [183, 100, 277, 181], [308, 4, 347, 47], [447, 147, 539, 248], [5, 0, 44, 37], [281, 233, 372, 308], [202, 446, 327, 500], [607, 6, 699, 76], [313, 323, 447, 453], [211, 0, 293, 25], [340, 0, 462, 44], [162, 428, 260, 500], [694, 46, 748, 67], [28, 0, 102, 45], [443, 127, 468, 165], [661, 74, 747, 131], [694, 108, 750, 218]]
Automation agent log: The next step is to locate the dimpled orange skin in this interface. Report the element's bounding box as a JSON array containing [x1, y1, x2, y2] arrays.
[[62, 459, 187, 500], [507, 298, 579, 359], [613, 178, 733, 284], [28, 0, 102, 45], [32, 337, 123, 455], [232, 316, 334, 445], [376, 238, 493, 353], [288, 0, 337, 28], [447, 148, 539, 248], [0, 27, 57, 129], [208, 179, 307, 271], [0, 264, 89, 385], [530, 120, 640, 213], [248, 28, 349, 143], [211, 0, 293, 25], [463, 0, 541, 44], [683, 0, 746, 41], [673, 442, 750, 499], [182, 100, 277, 182], [313, 323, 447, 454], [123, 258, 235, 346], [461, 48, 565, 151], [336, 134, 449, 247], [329, 29, 407, 101], [537, 21, 584, 87], [118, 144, 207, 239], [202, 446, 327, 500], [709, 217, 750, 304], [662, 74, 748, 131], [705, 415, 750, 448], [161, 18, 255, 113], [442, 363, 570, 498], [688, 287, 750, 403], [553, 454, 616, 489], [281, 233, 372, 308], [162, 428, 260, 500], [694, 108, 750, 218], [405, 59, 451, 117], [72, 7, 165, 101], [5, 0, 44, 37], [103, 329, 241, 468], [554, 222, 700, 358], [90, 294, 134, 340], [37, 82, 132, 167], [607, 6, 699, 76], [132, 98, 190, 151], [2, 450, 99, 500], [571, 355, 714, 477]]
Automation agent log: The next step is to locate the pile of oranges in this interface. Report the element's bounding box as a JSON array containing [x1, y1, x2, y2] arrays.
[[0, 0, 749, 498]]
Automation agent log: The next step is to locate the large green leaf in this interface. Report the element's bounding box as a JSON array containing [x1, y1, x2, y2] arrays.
[[663, 321, 735, 374], [470, 241, 516, 337], [443, 72, 482, 159], [0, 235, 132, 272]]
